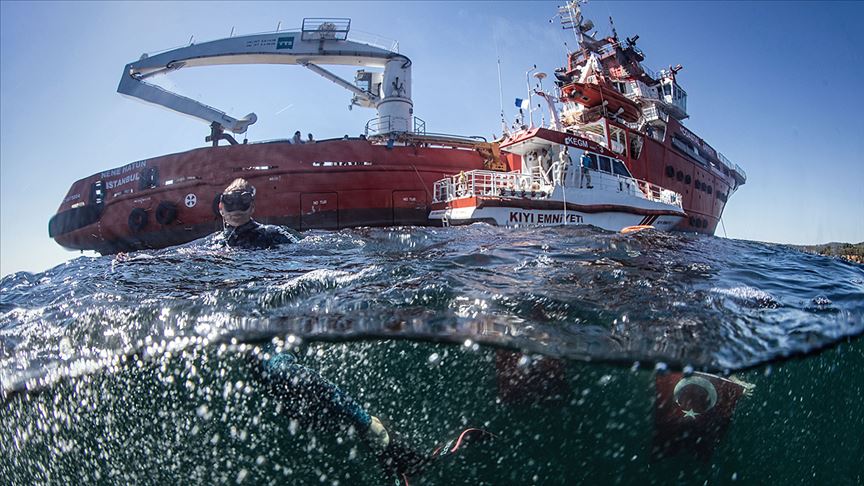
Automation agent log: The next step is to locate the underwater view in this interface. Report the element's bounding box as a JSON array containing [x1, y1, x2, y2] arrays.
[[2, 226, 863, 484]]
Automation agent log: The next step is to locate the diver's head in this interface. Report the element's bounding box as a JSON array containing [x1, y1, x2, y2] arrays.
[[219, 178, 256, 227]]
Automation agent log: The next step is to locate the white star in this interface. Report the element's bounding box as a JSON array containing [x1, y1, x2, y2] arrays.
[[682, 409, 699, 419]]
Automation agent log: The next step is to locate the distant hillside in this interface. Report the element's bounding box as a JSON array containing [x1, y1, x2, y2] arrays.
[[789, 242, 864, 264]]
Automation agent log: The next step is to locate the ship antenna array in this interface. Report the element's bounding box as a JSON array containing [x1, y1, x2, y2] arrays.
[[497, 57, 508, 136], [559, 0, 588, 43]]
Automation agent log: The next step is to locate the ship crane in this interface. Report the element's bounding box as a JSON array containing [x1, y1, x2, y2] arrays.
[[117, 18, 413, 146]]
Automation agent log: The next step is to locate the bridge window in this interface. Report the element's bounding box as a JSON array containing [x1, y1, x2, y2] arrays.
[[612, 159, 632, 177], [598, 156, 612, 173]]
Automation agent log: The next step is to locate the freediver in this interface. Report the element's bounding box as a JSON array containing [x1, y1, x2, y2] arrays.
[[214, 178, 301, 249], [215, 178, 485, 482]]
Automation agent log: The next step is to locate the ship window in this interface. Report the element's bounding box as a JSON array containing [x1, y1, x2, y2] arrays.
[[629, 133, 644, 160], [581, 153, 598, 170], [89, 181, 104, 205], [139, 167, 159, 190], [598, 156, 612, 173], [612, 159, 631, 177]]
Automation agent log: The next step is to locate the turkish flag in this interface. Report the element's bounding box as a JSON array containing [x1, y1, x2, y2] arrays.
[[652, 372, 747, 462]]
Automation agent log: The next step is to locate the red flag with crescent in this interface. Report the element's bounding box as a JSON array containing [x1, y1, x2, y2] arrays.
[[652, 372, 749, 462]]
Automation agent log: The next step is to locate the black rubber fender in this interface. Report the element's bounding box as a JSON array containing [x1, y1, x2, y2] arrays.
[[665, 165, 675, 178], [155, 201, 177, 225], [128, 208, 148, 234]]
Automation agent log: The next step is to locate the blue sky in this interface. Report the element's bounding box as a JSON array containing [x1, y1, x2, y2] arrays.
[[2, 1, 862, 276]]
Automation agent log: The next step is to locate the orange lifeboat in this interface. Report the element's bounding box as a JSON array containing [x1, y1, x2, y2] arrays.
[[561, 82, 641, 123]]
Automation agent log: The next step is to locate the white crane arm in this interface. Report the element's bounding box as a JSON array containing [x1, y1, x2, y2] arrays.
[[118, 22, 407, 134]]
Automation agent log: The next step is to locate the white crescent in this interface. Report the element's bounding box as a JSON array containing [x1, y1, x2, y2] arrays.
[[673, 375, 718, 412]]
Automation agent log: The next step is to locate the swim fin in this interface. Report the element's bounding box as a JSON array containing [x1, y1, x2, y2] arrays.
[[378, 428, 494, 485]]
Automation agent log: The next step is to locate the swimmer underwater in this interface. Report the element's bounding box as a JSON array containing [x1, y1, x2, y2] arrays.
[[213, 178, 491, 483]]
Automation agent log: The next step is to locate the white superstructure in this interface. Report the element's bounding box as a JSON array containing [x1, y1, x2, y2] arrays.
[[429, 132, 685, 231]]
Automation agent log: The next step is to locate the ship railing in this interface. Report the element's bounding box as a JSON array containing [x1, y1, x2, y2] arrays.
[[633, 177, 684, 208], [642, 104, 669, 123], [584, 170, 680, 208], [365, 115, 426, 136], [640, 63, 658, 81], [348, 30, 399, 53], [301, 18, 350, 41], [716, 151, 747, 180], [433, 170, 535, 203]]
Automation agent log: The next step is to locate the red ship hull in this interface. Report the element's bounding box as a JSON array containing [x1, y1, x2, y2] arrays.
[[52, 124, 741, 253], [50, 138, 486, 253]]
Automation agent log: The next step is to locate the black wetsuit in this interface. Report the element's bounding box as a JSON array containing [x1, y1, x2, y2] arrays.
[[252, 346, 372, 432], [215, 223, 373, 433], [216, 220, 301, 249]]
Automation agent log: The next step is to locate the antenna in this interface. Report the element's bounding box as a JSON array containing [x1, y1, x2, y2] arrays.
[[276, 21, 282, 32], [493, 32, 509, 136], [526, 65, 537, 128], [496, 57, 507, 135], [559, 0, 587, 43], [534, 72, 547, 128]]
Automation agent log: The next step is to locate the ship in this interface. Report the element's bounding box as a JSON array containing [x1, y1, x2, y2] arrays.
[[497, 0, 745, 234], [428, 128, 686, 230], [48, 19, 498, 253], [49, 4, 745, 253]]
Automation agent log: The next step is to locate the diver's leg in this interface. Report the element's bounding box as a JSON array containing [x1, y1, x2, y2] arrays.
[[251, 346, 389, 448]]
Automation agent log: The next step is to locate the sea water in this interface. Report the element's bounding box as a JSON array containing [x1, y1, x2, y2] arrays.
[[1, 225, 862, 484]]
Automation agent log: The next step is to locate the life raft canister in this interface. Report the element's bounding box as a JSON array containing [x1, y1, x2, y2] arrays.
[[128, 208, 149, 234], [155, 201, 178, 225]]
